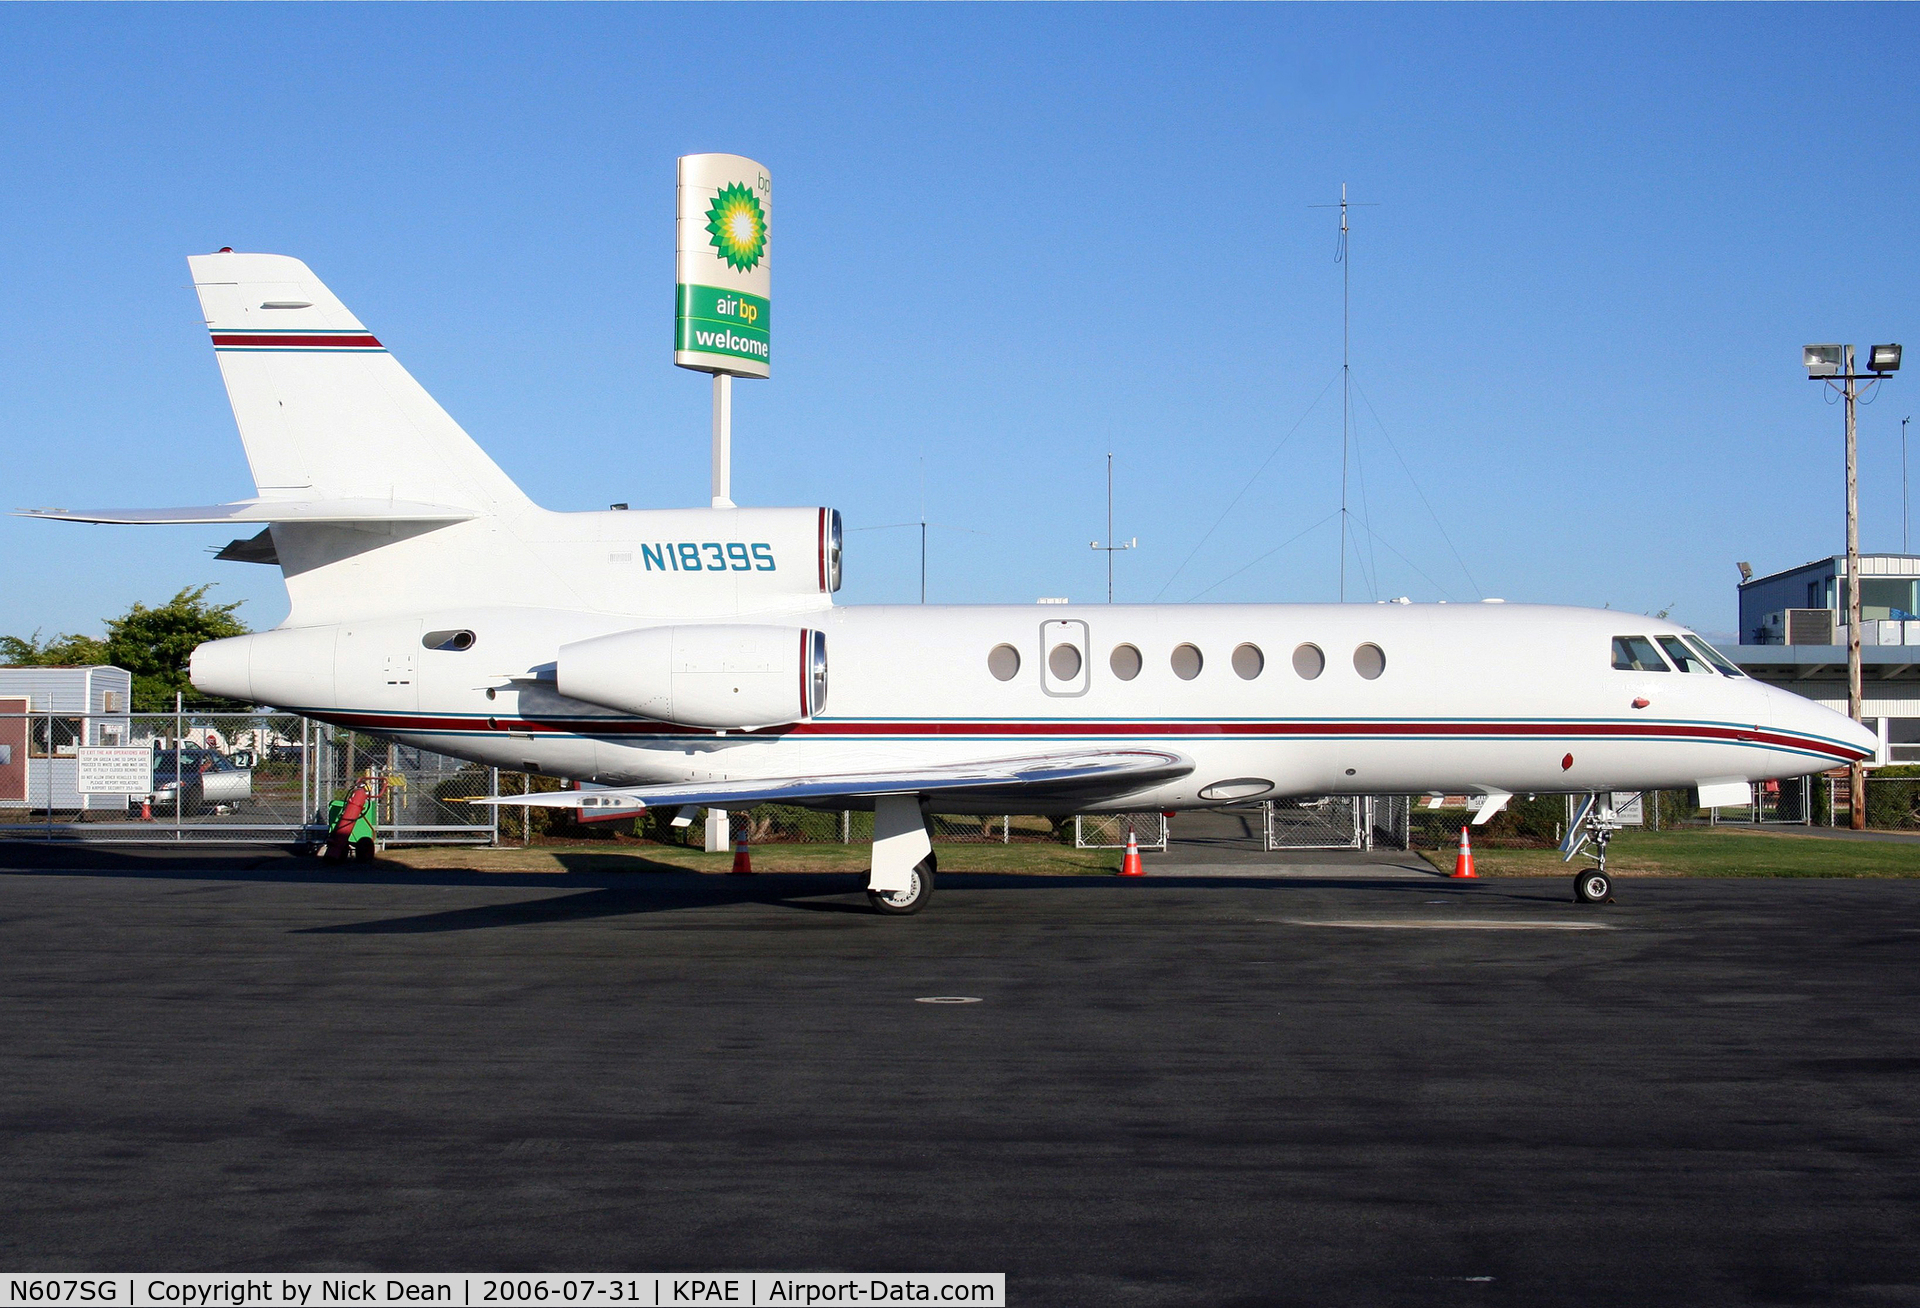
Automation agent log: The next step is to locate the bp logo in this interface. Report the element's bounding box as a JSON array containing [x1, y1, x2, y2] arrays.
[[705, 182, 768, 273]]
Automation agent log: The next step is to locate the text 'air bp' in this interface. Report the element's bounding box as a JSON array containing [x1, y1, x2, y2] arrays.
[[645, 543, 776, 573]]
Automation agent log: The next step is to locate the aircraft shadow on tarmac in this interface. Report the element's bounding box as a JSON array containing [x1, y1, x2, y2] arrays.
[[0, 841, 1578, 934]]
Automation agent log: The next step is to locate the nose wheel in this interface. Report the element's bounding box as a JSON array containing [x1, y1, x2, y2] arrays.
[[1574, 868, 1612, 903]]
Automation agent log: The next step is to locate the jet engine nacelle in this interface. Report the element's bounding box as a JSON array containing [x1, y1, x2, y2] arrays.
[[557, 624, 826, 730]]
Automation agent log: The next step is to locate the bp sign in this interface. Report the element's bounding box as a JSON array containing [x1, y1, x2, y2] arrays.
[[676, 154, 771, 379]]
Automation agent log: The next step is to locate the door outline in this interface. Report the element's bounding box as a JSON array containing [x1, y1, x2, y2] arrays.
[[1040, 619, 1090, 698]]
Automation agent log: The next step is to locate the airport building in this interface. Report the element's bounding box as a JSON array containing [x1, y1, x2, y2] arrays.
[[1733, 553, 1920, 765], [0, 665, 135, 810]]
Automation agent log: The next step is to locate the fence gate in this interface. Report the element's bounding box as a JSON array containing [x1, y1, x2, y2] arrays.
[[1265, 797, 1363, 850], [1075, 812, 1170, 850]]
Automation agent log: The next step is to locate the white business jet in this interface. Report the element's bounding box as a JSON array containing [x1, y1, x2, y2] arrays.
[[24, 253, 1875, 912]]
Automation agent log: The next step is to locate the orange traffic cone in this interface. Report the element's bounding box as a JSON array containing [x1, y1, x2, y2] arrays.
[[139, 796, 153, 822], [1118, 827, 1145, 877], [729, 838, 754, 876], [1451, 825, 1478, 879]]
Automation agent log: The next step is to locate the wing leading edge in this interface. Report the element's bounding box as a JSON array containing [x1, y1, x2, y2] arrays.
[[475, 749, 1193, 816]]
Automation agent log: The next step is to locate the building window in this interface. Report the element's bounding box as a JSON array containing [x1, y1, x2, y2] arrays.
[[29, 718, 82, 758]]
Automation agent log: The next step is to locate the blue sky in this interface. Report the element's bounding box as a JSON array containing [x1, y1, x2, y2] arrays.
[[1, 4, 1916, 643]]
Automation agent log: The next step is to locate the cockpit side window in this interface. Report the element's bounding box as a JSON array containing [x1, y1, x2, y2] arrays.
[[1682, 634, 1747, 678], [1612, 635, 1670, 671], [1657, 636, 1714, 673]]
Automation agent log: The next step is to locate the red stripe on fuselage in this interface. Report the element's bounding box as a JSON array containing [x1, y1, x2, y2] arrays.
[[297, 711, 1870, 763], [211, 333, 384, 349]]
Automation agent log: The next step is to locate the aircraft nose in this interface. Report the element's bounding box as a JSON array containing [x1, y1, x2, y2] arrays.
[[1763, 684, 1879, 762]]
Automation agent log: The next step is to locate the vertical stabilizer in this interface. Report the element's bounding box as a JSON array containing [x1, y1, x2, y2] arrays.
[[187, 252, 531, 515]]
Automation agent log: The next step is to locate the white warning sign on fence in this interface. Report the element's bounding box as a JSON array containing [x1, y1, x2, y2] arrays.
[[76, 747, 153, 794]]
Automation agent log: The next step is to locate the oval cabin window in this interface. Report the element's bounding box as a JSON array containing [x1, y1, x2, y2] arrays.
[[1171, 643, 1204, 681], [1292, 643, 1325, 680], [1354, 643, 1387, 680], [1232, 643, 1264, 680], [988, 644, 1022, 682], [1109, 644, 1143, 681], [1049, 643, 1083, 680]]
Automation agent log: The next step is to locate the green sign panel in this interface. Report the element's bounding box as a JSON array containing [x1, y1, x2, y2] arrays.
[[675, 284, 770, 366]]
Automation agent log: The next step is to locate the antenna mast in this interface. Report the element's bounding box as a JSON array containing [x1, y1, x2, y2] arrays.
[[1090, 452, 1136, 602], [1339, 184, 1349, 600]]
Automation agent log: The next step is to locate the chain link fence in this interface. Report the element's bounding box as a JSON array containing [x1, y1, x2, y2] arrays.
[[0, 710, 497, 845], [1073, 812, 1170, 850]]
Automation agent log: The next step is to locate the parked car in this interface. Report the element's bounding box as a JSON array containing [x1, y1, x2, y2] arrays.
[[149, 749, 254, 811]]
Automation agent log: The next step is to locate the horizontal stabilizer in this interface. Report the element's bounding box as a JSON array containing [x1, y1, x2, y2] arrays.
[[17, 498, 477, 525], [474, 749, 1193, 814], [212, 528, 279, 565]]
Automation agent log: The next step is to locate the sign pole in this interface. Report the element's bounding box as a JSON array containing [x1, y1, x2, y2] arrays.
[[712, 373, 733, 508]]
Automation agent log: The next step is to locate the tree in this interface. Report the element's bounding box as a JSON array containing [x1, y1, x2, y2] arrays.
[[104, 586, 249, 710], [4, 586, 251, 710], [0, 630, 110, 667]]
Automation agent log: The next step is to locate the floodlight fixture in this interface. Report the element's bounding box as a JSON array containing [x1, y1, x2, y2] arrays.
[[1870, 343, 1903, 374], [1804, 344, 1844, 378]]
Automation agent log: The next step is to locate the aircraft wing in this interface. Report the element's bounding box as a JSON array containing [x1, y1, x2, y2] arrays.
[[16, 498, 476, 524], [477, 748, 1193, 816]]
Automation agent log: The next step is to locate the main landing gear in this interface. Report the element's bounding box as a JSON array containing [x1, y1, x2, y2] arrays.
[[868, 853, 937, 915], [866, 795, 936, 916], [1563, 792, 1631, 905]]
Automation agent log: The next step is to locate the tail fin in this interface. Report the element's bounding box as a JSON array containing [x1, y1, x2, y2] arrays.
[[187, 252, 531, 515]]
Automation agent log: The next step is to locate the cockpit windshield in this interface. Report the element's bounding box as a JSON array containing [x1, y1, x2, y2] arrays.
[[1657, 636, 1714, 673], [1681, 633, 1746, 678]]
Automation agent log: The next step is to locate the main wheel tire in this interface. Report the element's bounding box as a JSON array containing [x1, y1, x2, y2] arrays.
[[350, 836, 377, 863], [1574, 869, 1611, 903], [867, 857, 935, 916]]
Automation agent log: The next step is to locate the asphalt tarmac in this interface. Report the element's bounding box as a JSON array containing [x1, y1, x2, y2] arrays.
[[2, 846, 1918, 1306]]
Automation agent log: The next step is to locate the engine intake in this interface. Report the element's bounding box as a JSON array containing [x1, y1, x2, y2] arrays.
[[557, 624, 825, 730]]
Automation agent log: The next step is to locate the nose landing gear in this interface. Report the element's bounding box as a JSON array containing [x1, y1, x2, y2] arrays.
[[1563, 792, 1628, 904]]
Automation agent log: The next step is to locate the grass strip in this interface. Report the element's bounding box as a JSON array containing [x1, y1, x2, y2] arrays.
[[1418, 827, 1920, 878]]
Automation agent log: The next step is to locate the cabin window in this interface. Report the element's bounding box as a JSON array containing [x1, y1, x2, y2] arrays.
[[1683, 634, 1747, 678], [1232, 643, 1264, 679], [423, 629, 476, 652], [1171, 643, 1204, 680], [988, 643, 1021, 681], [1110, 644, 1143, 680], [1353, 643, 1386, 680], [1611, 636, 1669, 671], [1292, 643, 1325, 679], [1049, 642, 1084, 680], [1657, 636, 1713, 674]]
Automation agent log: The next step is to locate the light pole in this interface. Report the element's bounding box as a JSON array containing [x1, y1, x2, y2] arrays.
[[1805, 342, 1902, 828], [1904, 415, 1912, 555]]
